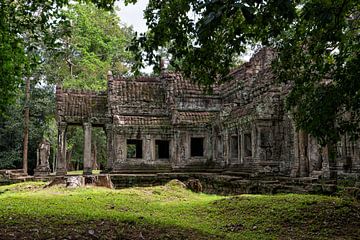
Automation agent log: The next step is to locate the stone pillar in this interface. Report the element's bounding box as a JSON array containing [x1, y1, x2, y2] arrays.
[[172, 130, 181, 167], [223, 129, 229, 165], [56, 122, 67, 175], [237, 128, 241, 164], [251, 125, 257, 161], [83, 122, 92, 175], [298, 130, 309, 177], [321, 144, 337, 179], [240, 132, 245, 164], [291, 129, 300, 177], [104, 124, 114, 172], [144, 134, 153, 161]]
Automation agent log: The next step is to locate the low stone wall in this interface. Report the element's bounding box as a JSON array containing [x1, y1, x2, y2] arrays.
[[110, 173, 340, 195], [0, 171, 358, 198], [46, 175, 113, 189]]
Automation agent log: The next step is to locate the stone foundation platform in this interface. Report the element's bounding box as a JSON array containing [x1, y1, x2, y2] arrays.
[[110, 172, 339, 195], [1, 171, 359, 198]]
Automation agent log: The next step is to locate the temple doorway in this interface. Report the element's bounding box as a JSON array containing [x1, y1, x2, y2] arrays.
[[65, 125, 107, 174]]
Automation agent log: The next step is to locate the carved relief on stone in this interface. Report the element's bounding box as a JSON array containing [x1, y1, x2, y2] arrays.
[[34, 139, 51, 176], [220, 104, 232, 121]]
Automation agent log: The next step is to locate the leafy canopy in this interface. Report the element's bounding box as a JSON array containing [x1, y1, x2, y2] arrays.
[[0, 0, 116, 115], [47, 3, 135, 90], [129, 0, 360, 145]]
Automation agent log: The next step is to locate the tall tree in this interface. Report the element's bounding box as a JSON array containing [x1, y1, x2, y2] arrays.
[[0, 84, 55, 172], [0, 0, 117, 115], [128, 0, 360, 145], [1, 0, 118, 172], [45, 3, 134, 89], [43, 3, 135, 169]]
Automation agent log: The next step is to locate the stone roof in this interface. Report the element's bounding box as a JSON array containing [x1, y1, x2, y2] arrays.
[[56, 87, 108, 124], [113, 115, 170, 126], [172, 111, 216, 125], [56, 47, 279, 128], [173, 77, 220, 96], [108, 77, 167, 116]]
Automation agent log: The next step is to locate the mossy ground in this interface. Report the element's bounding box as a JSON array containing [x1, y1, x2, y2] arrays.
[[0, 181, 359, 240], [66, 170, 101, 175]]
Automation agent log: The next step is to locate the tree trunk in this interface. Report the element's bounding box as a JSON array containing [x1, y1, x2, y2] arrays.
[[22, 76, 30, 174]]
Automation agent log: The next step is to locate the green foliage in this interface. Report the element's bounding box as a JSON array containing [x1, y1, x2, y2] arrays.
[[44, 3, 134, 170], [0, 0, 117, 114], [66, 126, 107, 171], [129, 0, 296, 83], [0, 182, 359, 239], [273, 0, 360, 145], [129, 0, 360, 145], [0, 84, 55, 170], [47, 3, 135, 90]]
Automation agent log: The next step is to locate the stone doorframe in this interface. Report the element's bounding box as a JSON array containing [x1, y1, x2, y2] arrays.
[[56, 122, 110, 176]]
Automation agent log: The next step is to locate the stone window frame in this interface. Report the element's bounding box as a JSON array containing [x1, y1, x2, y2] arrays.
[[126, 139, 144, 159], [243, 132, 252, 157], [189, 135, 206, 158], [154, 139, 171, 160], [230, 134, 240, 160]]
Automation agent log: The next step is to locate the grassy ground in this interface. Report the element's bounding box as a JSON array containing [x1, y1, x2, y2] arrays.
[[66, 170, 101, 175], [0, 181, 359, 240]]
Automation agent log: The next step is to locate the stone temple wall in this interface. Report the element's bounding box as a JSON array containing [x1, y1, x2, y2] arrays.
[[55, 48, 360, 179], [215, 48, 294, 175]]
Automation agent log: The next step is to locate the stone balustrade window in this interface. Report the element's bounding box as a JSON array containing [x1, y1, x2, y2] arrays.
[[231, 135, 239, 159], [191, 137, 204, 157], [244, 133, 252, 157], [155, 140, 170, 159], [127, 139, 143, 158]]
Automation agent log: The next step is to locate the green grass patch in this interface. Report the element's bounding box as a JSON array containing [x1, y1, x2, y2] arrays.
[[66, 170, 101, 175], [0, 181, 359, 240]]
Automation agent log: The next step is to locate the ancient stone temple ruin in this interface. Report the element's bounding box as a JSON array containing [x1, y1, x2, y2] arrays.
[[55, 48, 360, 179]]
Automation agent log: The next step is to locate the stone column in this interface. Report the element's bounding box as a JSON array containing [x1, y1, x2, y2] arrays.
[[240, 132, 245, 164], [56, 122, 67, 175], [291, 129, 300, 177], [251, 125, 257, 161], [223, 129, 229, 165], [104, 124, 114, 172], [237, 129, 241, 164], [298, 130, 309, 177], [172, 130, 180, 167], [321, 144, 337, 179], [83, 122, 92, 175], [144, 134, 153, 161]]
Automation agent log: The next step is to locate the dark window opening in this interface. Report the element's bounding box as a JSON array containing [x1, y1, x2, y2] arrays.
[[231, 136, 239, 158], [191, 137, 204, 157], [127, 139, 143, 158], [155, 140, 170, 159], [244, 133, 252, 157]]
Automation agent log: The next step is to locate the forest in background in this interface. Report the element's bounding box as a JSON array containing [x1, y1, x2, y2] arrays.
[[0, 2, 135, 173], [1, 0, 359, 173]]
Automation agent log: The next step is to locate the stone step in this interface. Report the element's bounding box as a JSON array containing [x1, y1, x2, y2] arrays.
[[9, 176, 34, 181], [0, 169, 25, 175]]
